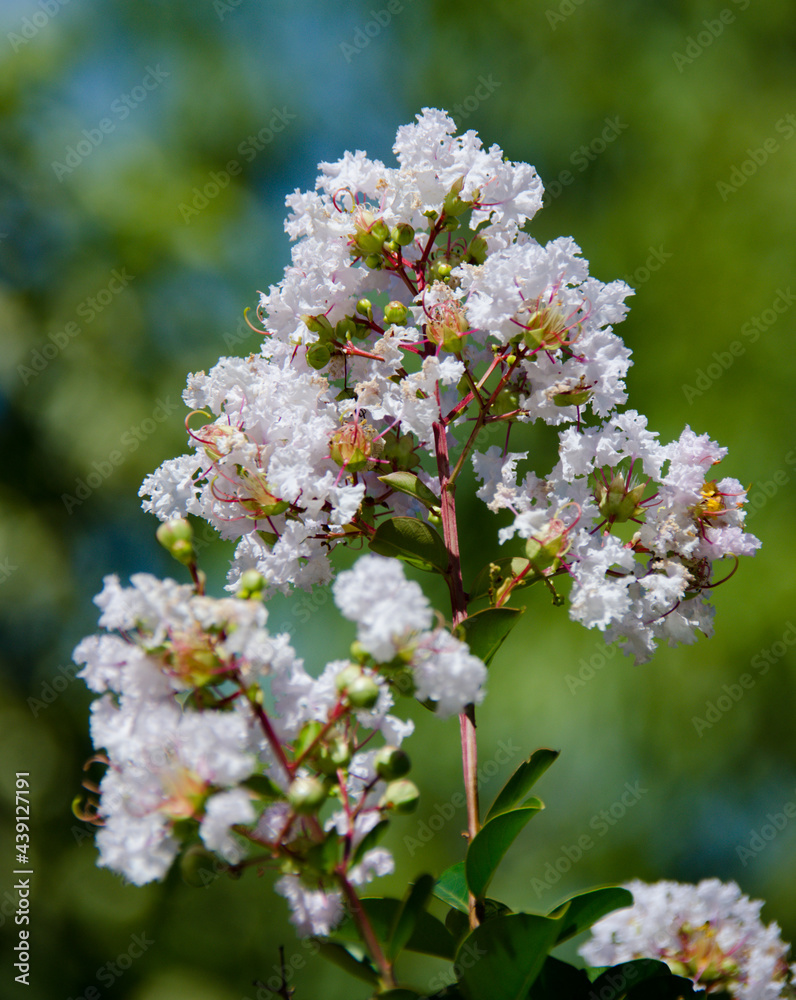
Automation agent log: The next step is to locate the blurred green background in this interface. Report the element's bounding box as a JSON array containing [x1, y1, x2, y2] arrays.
[[2, 0, 795, 997]]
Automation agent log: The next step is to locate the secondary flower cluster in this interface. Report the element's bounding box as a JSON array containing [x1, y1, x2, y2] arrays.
[[581, 879, 796, 999], [139, 107, 758, 663], [73, 553, 484, 935]]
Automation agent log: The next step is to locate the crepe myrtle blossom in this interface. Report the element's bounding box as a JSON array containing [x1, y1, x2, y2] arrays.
[[476, 412, 760, 662], [333, 554, 487, 716], [580, 879, 796, 999], [73, 572, 296, 697], [86, 697, 259, 886]]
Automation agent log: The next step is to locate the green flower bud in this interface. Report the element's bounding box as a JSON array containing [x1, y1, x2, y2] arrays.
[[383, 300, 408, 326], [442, 176, 475, 218], [306, 343, 331, 369], [301, 314, 335, 339], [435, 263, 453, 279], [379, 779, 420, 814], [374, 746, 411, 780], [288, 776, 328, 814], [346, 674, 380, 709], [317, 737, 352, 775], [356, 298, 373, 319], [391, 223, 415, 245], [237, 569, 265, 600], [335, 664, 380, 709], [335, 317, 357, 341], [365, 253, 383, 270], [466, 236, 488, 265], [156, 518, 195, 566]]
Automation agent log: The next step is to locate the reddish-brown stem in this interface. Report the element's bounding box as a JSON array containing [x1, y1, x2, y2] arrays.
[[338, 872, 396, 988], [433, 420, 481, 929]]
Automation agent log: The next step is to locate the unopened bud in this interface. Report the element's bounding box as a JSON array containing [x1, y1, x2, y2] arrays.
[[335, 664, 380, 709], [374, 746, 411, 780], [383, 301, 408, 326], [379, 779, 420, 814], [466, 237, 488, 265], [301, 314, 334, 339], [335, 317, 357, 341], [237, 569, 265, 600], [288, 776, 328, 814], [356, 298, 373, 319], [391, 223, 415, 245], [156, 518, 195, 565]]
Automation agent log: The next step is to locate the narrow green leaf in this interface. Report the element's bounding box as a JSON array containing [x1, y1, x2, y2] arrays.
[[486, 748, 560, 822], [387, 874, 435, 961], [378, 471, 441, 510], [466, 803, 543, 900], [549, 886, 633, 945], [369, 516, 449, 574], [434, 861, 469, 913], [455, 607, 524, 667], [314, 941, 378, 985], [458, 911, 564, 1000]]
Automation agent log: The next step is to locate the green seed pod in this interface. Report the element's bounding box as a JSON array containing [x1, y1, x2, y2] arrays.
[[306, 343, 331, 369]]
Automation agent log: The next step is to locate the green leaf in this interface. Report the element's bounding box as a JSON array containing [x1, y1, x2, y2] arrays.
[[369, 516, 449, 574], [457, 911, 564, 1000], [313, 941, 378, 985], [386, 874, 435, 961], [469, 556, 537, 604], [589, 959, 701, 999], [445, 905, 471, 945], [378, 471, 441, 511], [549, 886, 633, 945], [528, 956, 593, 999], [434, 861, 469, 913], [455, 607, 524, 667], [330, 897, 456, 960], [466, 803, 543, 900], [485, 748, 560, 821]]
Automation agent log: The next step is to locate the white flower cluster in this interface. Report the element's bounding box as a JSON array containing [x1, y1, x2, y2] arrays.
[[138, 107, 757, 665], [580, 879, 796, 999], [476, 411, 760, 662], [74, 557, 484, 929]]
